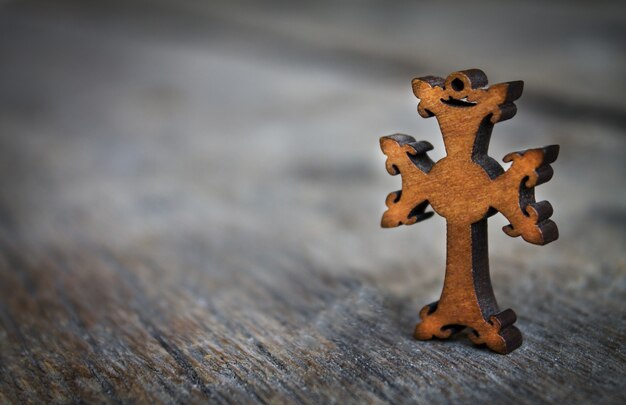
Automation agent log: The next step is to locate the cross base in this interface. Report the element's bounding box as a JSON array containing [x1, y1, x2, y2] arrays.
[[414, 301, 522, 354]]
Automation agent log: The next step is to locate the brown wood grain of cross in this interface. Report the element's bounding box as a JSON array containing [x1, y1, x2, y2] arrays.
[[380, 69, 559, 354]]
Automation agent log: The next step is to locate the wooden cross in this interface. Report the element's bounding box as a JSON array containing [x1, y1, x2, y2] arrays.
[[380, 69, 559, 354]]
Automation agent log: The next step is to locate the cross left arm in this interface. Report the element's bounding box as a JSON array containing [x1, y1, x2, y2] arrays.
[[380, 135, 435, 228]]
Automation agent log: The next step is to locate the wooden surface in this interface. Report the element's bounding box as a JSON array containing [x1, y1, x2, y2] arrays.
[[0, 0, 625, 403], [381, 69, 559, 353]]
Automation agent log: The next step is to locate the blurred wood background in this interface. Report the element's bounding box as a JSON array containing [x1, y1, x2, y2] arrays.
[[0, 0, 624, 403]]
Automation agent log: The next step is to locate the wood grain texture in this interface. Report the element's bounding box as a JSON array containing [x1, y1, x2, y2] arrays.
[[0, 0, 625, 404], [381, 69, 559, 353]]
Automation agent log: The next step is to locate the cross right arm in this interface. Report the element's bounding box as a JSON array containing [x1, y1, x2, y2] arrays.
[[492, 145, 559, 244]]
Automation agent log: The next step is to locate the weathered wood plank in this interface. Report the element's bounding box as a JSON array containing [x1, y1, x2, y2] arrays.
[[0, 0, 624, 403]]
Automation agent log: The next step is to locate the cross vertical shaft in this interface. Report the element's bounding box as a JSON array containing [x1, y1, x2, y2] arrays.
[[441, 221, 497, 323], [415, 220, 520, 354]]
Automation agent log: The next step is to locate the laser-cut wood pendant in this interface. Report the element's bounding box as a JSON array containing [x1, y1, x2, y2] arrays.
[[381, 69, 559, 354]]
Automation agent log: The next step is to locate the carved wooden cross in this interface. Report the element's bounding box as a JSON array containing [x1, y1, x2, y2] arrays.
[[380, 69, 559, 354]]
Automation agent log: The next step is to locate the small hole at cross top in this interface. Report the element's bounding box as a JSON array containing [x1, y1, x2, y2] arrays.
[[451, 78, 464, 91]]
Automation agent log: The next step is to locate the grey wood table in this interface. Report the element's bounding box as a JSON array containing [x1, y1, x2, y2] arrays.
[[0, 0, 624, 403]]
